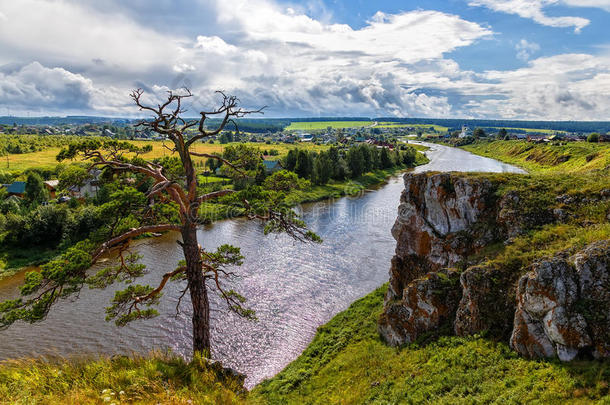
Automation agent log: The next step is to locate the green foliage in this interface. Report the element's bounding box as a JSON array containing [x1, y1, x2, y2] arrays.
[[588, 132, 601, 143], [462, 140, 610, 174], [87, 253, 146, 289], [105, 285, 160, 326], [312, 151, 332, 185], [379, 147, 393, 169], [251, 286, 610, 404], [58, 164, 89, 190], [294, 149, 314, 179], [473, 127, 487, 138], [57, 139, 152, 162], [263, 170, 308, 192], [25, 172, 46, 203]]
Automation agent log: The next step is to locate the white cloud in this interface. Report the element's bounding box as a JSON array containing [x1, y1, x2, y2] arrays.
[[515, 39, 541, 61], [469, 0, 590, 32], [471, 53, 610, 119], [0, 0, 183, 71], [0, 0, 608, 119], [563, 0, 610, 12]]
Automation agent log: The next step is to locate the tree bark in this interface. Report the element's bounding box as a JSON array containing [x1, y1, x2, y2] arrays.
[[181, 226, 211, 356]]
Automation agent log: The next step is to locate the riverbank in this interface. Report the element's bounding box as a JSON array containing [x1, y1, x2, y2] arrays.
[[0, 147, 430, 281], [2, 285, 607, 404], [250, 285, 610, 404], [460, 139, 610, 174], [2, 142, 608, 403]]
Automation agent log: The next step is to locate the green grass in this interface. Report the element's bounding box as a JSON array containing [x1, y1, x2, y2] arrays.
[[0, 141, 330, 172], [0, 352, 247, 404], [286, 121, 374, 131], [250, 285, 610, 404], [3, 285, 607, 404], [462, 140, 610, 174], [490, 127, 566, 134], [377, 123, 449, 132], [0, 243, 62, 279]]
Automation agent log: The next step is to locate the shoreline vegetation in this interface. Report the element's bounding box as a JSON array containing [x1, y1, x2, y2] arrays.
[[0, 142, 429, 281], [2, 285, 607, 403], [2, 139, 609, 404], [459, 139, 610, 174]]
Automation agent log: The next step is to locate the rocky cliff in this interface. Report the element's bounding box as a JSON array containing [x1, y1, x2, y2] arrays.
[[378, 172, 609, 361]]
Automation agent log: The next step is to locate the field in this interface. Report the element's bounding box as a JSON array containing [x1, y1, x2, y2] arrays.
[[249, 285, 610, 404], [0, 141, 329, 172], [377, 123, 449, 132], [285, 121, 449, 132], [286, 121, 374, 130], [489, 127, 566, 134], [462, 140, 610, 173]]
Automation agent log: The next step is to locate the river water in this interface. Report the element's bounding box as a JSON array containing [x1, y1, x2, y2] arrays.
[[0, 142, 525, 387]]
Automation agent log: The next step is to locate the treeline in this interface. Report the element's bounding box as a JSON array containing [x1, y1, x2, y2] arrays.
[[206, 119, 290, 134], [282, 144, 418, 185], [0, 134, 84, 155], [377, 117, 610, 134]]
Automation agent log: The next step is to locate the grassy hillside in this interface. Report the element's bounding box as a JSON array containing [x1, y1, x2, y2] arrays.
[[0, 352, 247, 404], [2, 285, 606, 404], [462, 140, 610, 173], [250, 286, 610, 404]]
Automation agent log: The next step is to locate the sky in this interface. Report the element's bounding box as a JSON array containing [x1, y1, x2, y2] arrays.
[[0, 0, 609, 120]]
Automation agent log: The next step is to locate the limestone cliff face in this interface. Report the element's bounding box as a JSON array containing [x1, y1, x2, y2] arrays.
[[379, 172, 610, 361], [510, 241, 610, 360], [386, 173, 499, 303], [380, 172, 504, 345]]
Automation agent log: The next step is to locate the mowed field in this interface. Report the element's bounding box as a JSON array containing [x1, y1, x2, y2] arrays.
[[286, 121, 374, 130], [376, 123, 449, 132], [1, 141, 329, 171]]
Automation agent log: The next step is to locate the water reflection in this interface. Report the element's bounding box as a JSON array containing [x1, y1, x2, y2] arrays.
[[0, 143, 524, 387]]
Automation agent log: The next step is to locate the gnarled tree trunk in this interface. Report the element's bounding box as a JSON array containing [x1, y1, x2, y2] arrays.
[[181, 225, 211, 355]]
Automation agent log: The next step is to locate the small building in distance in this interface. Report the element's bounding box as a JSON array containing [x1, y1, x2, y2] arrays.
[[5, 181, 26, 198], [459, 125, 471, 138], [43, 179, 59, 198], [68, 169, 102, 199]]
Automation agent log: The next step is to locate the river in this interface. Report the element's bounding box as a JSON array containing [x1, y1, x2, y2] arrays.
[[0, 142, 525, 387]]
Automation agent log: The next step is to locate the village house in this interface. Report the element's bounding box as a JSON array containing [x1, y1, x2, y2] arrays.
[[43, 179, 59, 198], [68, 169, 102, 199], [4, 181, 26, 198]]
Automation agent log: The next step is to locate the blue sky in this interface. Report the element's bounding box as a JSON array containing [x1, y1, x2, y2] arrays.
[[0, 0, 609, 119]]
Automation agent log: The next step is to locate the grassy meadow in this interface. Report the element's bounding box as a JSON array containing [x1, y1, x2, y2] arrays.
[[0, 352, 247, 404], [250, 285, 609, 404], [286, 121, 375, 130], [0, 140, 329, 172], [462, 139, 610, 174]]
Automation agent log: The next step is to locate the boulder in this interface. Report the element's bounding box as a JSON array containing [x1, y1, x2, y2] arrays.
[[386, 173, 498, 303], [510, 241, 609, 360]]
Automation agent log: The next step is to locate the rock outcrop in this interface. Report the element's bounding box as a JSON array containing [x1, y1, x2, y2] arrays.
[[379, 269, 461, 345], [379, 172, 610, 361], [386, 173, 499, 302], [510, 241, 610, 360], [380, 172, 503, 345]]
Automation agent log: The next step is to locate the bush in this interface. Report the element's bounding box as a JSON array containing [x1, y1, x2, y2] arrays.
[[587, 133, 600, 143]]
